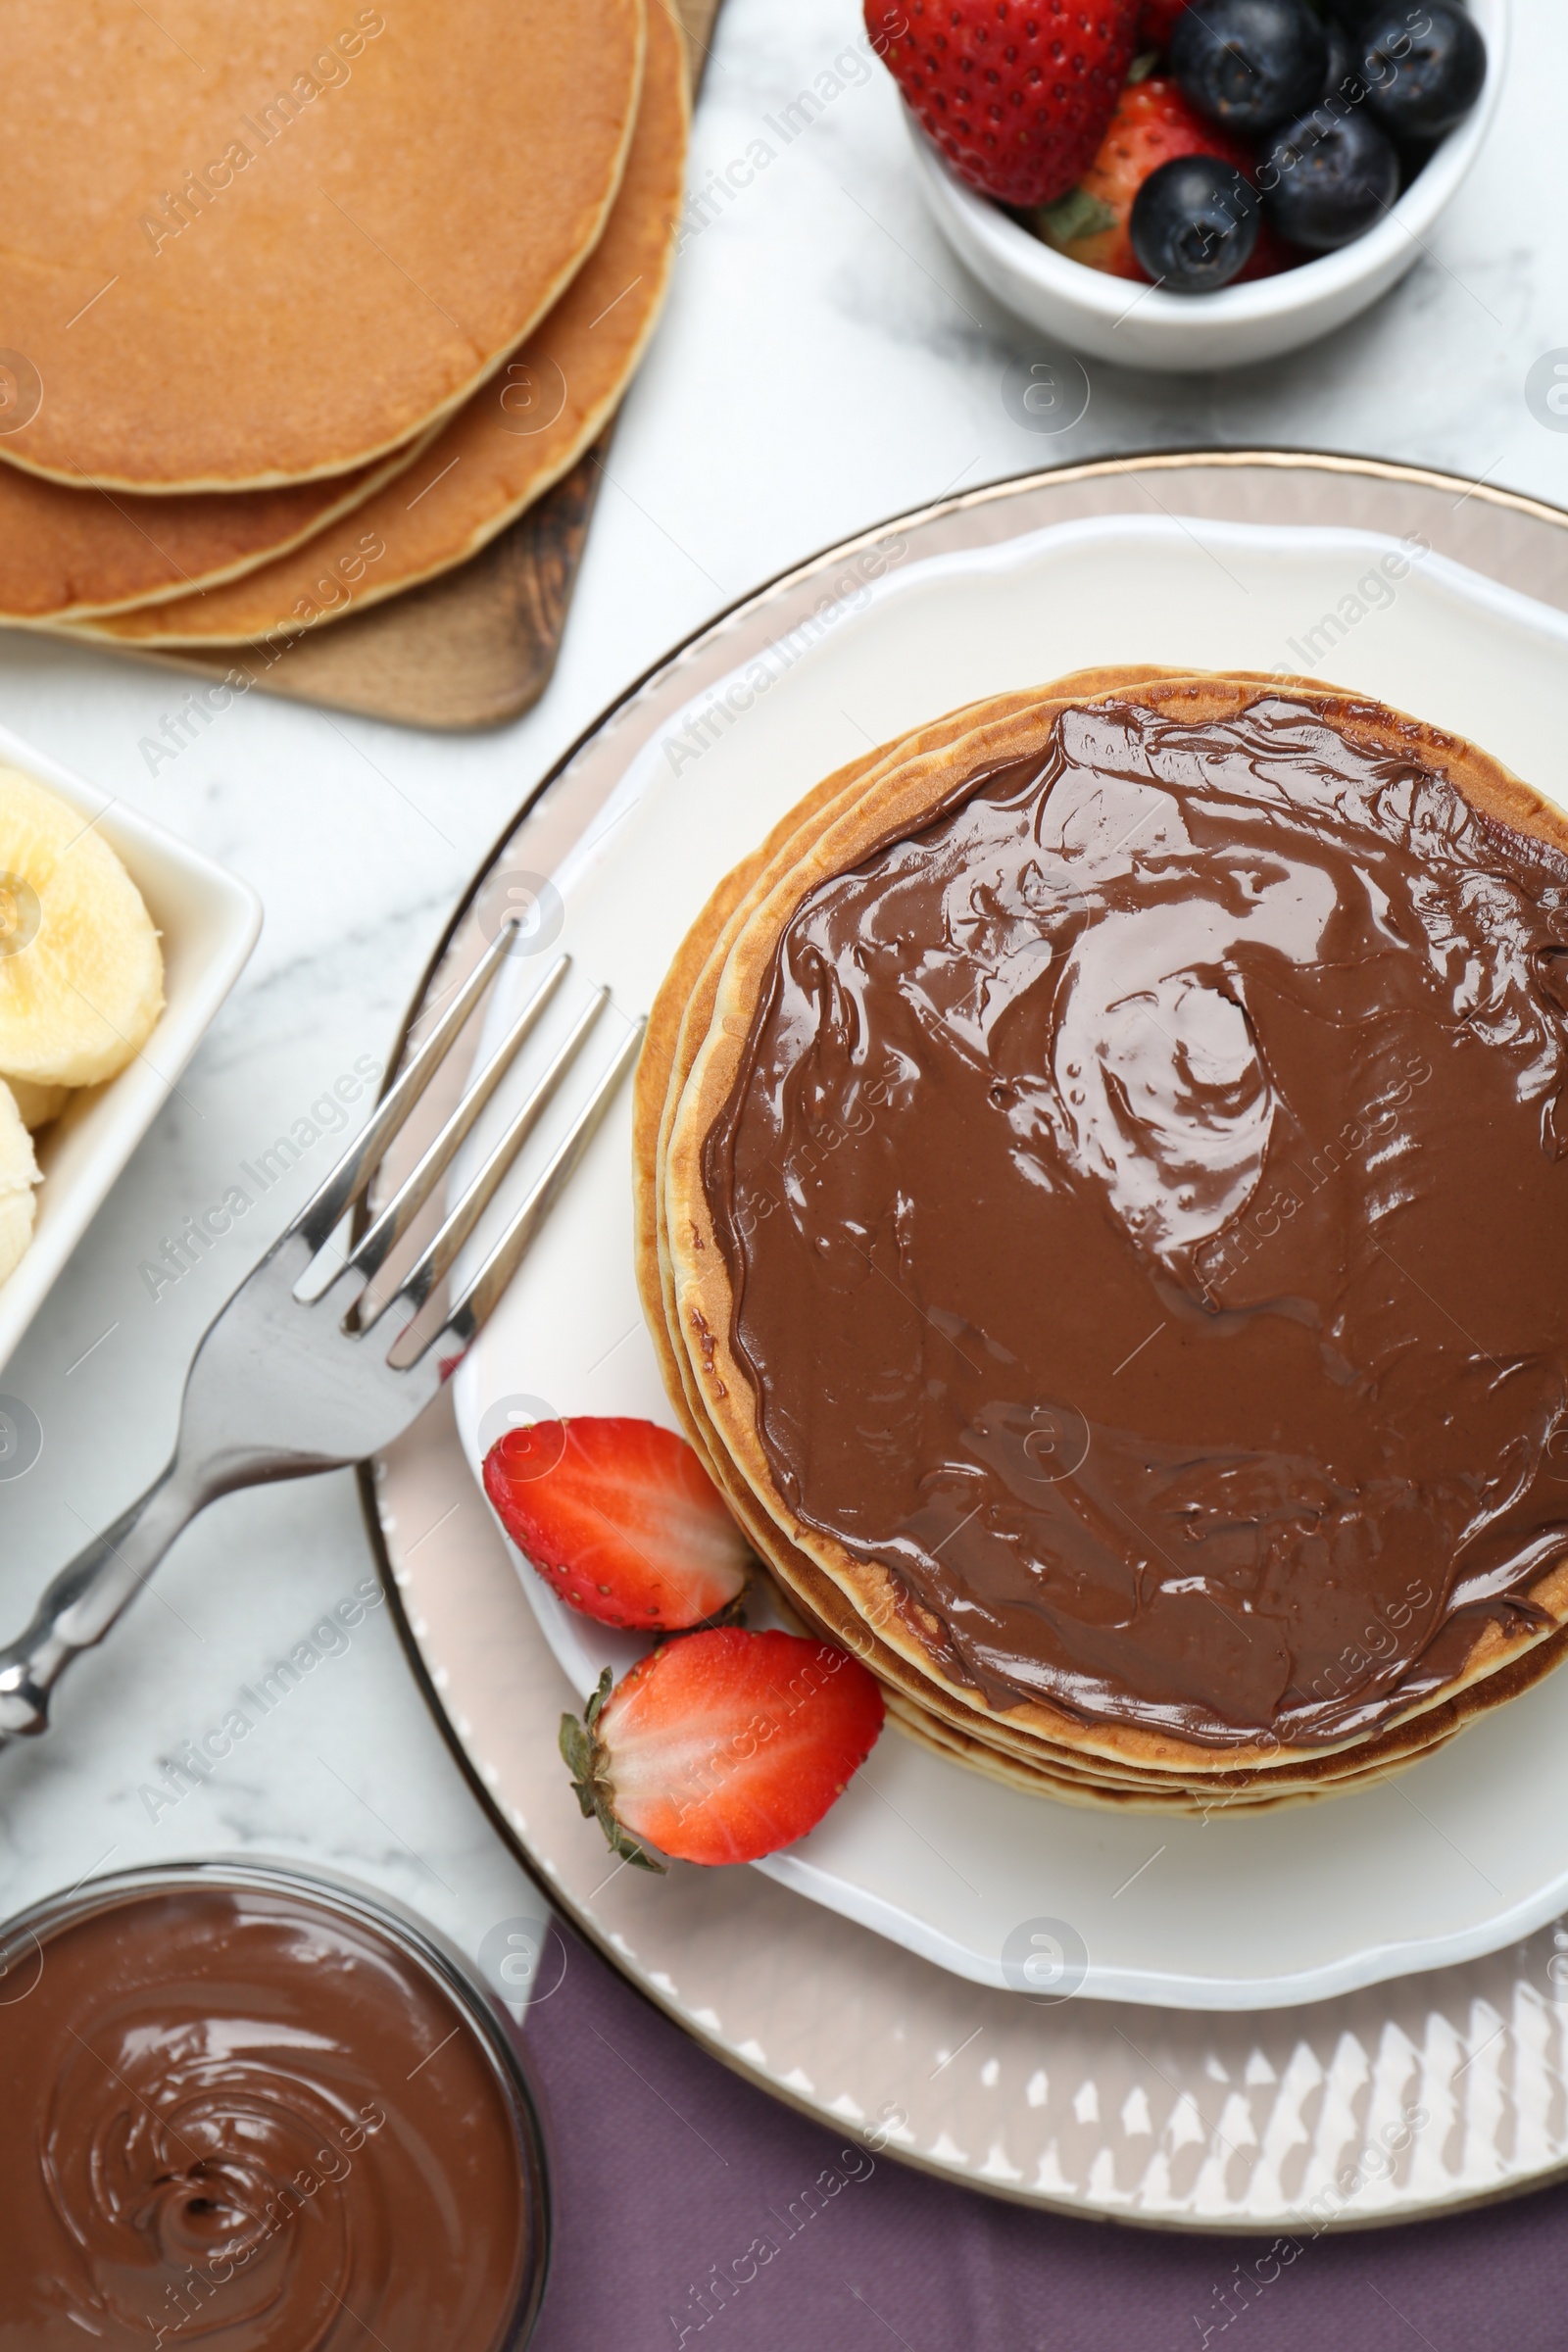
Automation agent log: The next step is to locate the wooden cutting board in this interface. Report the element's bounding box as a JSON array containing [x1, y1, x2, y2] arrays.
[[129, 0, 722, 734]]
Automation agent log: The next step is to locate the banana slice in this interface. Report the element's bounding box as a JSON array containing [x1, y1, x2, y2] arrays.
[[0, 1080, 40, 1284], [0, 764, 164, 1087], [5, 1077, 69, 1130]]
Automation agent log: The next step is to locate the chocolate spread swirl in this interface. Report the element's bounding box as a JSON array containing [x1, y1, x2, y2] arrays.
[[0, 1883, 531, 2348], [704, 698, 1568, 1748]]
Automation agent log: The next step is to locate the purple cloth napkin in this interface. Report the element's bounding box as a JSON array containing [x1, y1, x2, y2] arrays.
[[520, 1918, 1564, 2352]]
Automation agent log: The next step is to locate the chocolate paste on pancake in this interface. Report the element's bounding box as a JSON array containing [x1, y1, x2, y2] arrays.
[[0, 1883, 530, 2348], [703, 698, 1568, 1748]]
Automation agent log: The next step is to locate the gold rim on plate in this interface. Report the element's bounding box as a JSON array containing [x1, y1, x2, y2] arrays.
[[358, 452, 1568, 2231]]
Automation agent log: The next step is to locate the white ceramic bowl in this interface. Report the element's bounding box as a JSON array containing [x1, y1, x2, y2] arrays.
[[909, 0, 1506, 372], [0, 721, 261, 1373]]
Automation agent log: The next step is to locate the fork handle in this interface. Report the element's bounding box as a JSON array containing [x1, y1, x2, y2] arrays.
[[0, 1460, 200, 1740]]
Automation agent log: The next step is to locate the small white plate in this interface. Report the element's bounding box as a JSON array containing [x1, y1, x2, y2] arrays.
[[0, 722, 261, 1374], [454, 509, 1568, 2009]]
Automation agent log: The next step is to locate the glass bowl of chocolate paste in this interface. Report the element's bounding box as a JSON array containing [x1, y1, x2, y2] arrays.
[[0, 1860, 550, 2350]]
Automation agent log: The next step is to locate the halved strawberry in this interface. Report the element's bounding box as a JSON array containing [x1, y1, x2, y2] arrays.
[[483, 1416, 751, 1631], [561, 1629, 886, 1868], [1030, 75, 1296, 281]]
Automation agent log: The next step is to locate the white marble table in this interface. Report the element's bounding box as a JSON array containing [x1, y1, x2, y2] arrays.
[[0, 0, 1562, 1977]]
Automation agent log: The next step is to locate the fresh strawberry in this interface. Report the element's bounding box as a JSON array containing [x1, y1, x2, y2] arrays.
[[1030, 77, 1290, 280], [1137, 0, 1191, 50], [483, 1416, 751, 1632], [561, 1630, 886, 1869], [867, 0, 1140, 211]]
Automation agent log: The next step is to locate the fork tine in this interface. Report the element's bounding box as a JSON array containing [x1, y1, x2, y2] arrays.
[[433, 1016, 645, 1357], [363, 987, 612, 1333], [293, 919, 523, 1254], [348, 954, 569, 1285]]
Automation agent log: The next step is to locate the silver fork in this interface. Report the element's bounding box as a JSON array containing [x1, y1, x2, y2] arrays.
[[0, 922, 643, 1746]]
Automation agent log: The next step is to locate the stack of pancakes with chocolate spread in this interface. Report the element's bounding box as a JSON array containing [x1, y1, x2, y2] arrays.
[[0, 0, 687, 646], [636, 669, 1568, 1810]]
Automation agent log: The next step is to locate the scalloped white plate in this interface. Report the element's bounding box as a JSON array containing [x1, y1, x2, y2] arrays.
[[447, 504, 1568, 2011]]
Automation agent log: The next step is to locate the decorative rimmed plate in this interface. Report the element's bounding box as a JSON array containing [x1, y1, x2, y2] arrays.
[[363, 454, 1568, 2226]]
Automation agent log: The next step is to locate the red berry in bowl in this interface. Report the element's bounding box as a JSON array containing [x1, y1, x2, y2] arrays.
[[867, 0, 1140, 210], [1137, 0, 1192, 50], [483, 1415, 751, 1631], [560, 1630, 887, 1868]]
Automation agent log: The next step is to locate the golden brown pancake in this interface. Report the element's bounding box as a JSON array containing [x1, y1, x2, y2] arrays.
[[650, 674, 1568, 1802], [880, 1690, 1470, 1811], [634, 672, 1476, 1802], [0, 0, 644, 490], [69, 0, 689, 647], [0, 430, 429, 625]]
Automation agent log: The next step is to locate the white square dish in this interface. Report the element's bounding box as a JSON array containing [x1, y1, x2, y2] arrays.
[[0, 720, 261, 1373]]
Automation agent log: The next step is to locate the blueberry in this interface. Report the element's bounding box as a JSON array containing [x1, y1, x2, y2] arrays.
[[1323, 0, 1395, 24], [1359, 3, 1486, 140], [1129, 157, 1260, 293], [1171, 0, 1329, 136], [1261, 108, 1400, 248], [1319, 18, 1354, 102], [1324, 0, 1456, 25]]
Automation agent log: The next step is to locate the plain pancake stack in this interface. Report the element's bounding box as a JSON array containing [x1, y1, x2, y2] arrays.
[[0, 0, 688, 645], [637, 671, 1568, 1812]]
